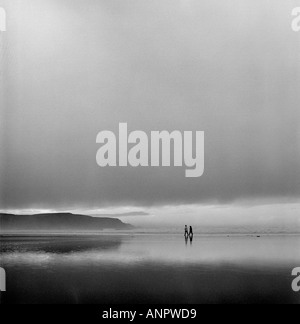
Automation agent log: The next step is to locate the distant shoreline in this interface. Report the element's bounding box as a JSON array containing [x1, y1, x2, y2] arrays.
[[0, 212, 134, 232]]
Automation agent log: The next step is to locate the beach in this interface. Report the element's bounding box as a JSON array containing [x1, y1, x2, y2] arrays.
[[0, 234, 299, 304]]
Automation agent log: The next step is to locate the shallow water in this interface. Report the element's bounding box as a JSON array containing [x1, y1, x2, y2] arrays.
[[0, 234, 299, 304]]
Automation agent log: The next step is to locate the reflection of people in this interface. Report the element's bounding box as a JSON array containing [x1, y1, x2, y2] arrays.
[[184, 225, 189, 237]]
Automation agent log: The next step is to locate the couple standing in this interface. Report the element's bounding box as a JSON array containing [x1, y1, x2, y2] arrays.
[[184, 225, 193, 238]]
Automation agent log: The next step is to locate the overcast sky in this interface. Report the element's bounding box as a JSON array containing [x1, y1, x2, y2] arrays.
[[0, 0, 299, 229]]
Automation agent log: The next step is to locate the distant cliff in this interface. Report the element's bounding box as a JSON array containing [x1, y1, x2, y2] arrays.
[[0, 213, 134, 232]]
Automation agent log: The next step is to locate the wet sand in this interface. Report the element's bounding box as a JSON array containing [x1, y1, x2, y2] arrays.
[[0, 234, 299, 304]]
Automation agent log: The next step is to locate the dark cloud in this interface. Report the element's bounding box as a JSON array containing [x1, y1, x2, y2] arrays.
[[1, 0, 299, 211]]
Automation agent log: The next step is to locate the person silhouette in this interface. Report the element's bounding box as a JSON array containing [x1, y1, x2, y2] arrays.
[[189, 226, 193, 238], [184, 225, 189, 238]]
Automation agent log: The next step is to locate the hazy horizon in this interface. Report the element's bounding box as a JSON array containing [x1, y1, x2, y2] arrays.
[[1, 203, 300, 233]]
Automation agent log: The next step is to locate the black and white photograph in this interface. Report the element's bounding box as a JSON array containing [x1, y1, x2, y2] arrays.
[[0, 0, 300, 308]]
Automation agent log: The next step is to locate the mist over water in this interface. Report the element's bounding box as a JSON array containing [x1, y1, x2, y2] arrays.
[[1, 234, 299, 304]]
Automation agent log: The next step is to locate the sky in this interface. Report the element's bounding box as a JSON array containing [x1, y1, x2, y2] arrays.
[[0, 0, 299, 230]]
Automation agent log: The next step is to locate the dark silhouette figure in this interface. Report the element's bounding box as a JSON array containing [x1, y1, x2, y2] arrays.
[[189, 226, 193, 238], [184, 225, 189, 238], [185, 225, 194, 245]]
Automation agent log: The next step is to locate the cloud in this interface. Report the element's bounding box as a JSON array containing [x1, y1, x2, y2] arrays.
[[0, 0, 299, 213]]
